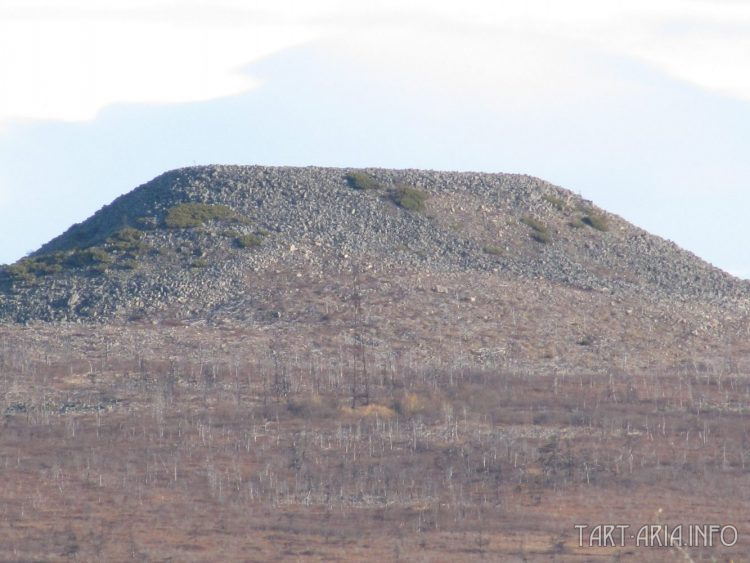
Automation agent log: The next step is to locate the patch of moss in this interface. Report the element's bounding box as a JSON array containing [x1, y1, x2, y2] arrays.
[[520, 216, 550, 244], [581, 214, 609, 232], [543, 194, 567, 211], [3, 252, 70, 282], [567, 218, 585, 229], [391, 185, 429, 212], [65, 247, 112, 269], [106, 228, 147, 253], [345, 171, 381, 191], [235, 234, 264, 248], [483, 244, 504, 256], [165, 203, 239, 229]]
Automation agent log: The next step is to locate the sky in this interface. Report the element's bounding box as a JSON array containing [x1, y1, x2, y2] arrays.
[[1, 0, 749, 277]]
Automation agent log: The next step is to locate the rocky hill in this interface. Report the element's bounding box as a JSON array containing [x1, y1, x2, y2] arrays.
[[3, 166, 750, 560], [1, 165, 748, 324]]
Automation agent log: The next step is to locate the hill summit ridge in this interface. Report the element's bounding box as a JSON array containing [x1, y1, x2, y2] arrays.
[[1, 165, 747, 323]]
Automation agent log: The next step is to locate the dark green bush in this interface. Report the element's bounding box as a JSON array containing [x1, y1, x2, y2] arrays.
[[391, 186, 429, 212], [165, 203, 238, 229], [345, 171, 381, 191]]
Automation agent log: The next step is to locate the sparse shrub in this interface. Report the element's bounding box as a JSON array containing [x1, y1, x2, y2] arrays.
[[68, 222, 102, 248], [567, 218, 585, 229], [114, 227, 142, 244], [65, 247, 112, 269], [107, 228, 147, 253], [136, 216, 158, 229], [391, 185, 429, 212], [4, 262, 35, 282], [287, 395, 338, 419], [520, 216, 550, 243], [520, 216, 545, 232], [165, 203, 238, 229], [345, 171, 381, 191], [581, 214, 609, 232], [32, 261, 62, 275], [393, 393, 426, 417], [543, 194, 567, 211], [235, 234, 263, 248], [531, 230, 551, 244], [340, 403, 396, 419], [483, 244, 504, 256], [190, 258, 209, 268], [91, 262, 110, 274]]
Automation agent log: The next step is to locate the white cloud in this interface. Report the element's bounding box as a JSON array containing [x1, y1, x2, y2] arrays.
[[0, 1, 327, 124], [1, 0, 748, 126], [322, 0, 750, 106]]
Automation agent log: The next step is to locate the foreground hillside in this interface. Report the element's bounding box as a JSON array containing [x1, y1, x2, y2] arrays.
[[0, 166, 749, 560]]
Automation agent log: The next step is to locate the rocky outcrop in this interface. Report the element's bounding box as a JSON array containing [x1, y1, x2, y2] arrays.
[[1, 165, 747, 323]]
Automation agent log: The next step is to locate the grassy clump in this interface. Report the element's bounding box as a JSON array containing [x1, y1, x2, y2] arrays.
[[520, 215, 551, 244], [3, 251, 79, 282], [581, 214, 609, 232], [3, 262, 38, 283], [543, 194, 567, 211], [165, 203, 238, 229], [235, 234, 264, 248], [483, 244, 504, 256], [345, 171, 381, 191], [391, 185, 429, 212], [113, 227, 142, 244], [107, 228, 147, 253], [190, 259, 209, 268], [567, 218, 585, 229], [65, 247, 113, 270]]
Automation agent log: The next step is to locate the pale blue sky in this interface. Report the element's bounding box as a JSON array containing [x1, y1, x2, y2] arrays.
[[1, 1, 749, 277]]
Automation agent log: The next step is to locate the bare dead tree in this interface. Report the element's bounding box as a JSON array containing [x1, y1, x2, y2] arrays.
[[350, 266, 369, 408]]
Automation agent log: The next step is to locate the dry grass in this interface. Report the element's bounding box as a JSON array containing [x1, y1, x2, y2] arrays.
[[0, 305, 749, 560], [0, 265, 749, 560]]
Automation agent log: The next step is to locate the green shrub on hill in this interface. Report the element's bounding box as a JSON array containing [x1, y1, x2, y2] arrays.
[[345, 172, 381, 191], [543, 193, 567, 211], [235, 234, 264, 248], [165, 203, 239, 229], [65, 247, 112, 269], [483, 244, 504, 256], [520, 216, 551, 244], [107, 228, 147, 253], [391, 186, 429, 212], [581, 214, 609, 232]]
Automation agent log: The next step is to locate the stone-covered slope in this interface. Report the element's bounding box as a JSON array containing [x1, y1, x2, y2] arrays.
[[0, 165, 747, 323]]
